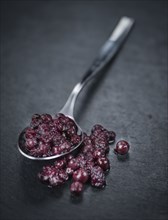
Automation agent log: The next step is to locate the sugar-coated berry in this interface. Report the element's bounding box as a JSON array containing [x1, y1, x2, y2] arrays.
[[72, 168, 89, 183], [24, 113, 82, 157], [70, 181, 84, 194], [25, 138, 37, 149], [68, 158, 80, 171], [97, 157, 110, 171], [91, 166, 106, 188], [27, 115, 119, 194]]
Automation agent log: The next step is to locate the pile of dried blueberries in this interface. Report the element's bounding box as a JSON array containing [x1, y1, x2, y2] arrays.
[[24, 113, 81, 157], [24, 113, 130, 194]]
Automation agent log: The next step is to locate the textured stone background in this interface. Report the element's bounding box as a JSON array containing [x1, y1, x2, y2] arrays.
[[0, 1, 167, 220]]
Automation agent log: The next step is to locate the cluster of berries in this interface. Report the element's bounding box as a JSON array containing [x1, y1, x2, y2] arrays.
[[24, 113, 81, 157], [36, 120, 129, 194]]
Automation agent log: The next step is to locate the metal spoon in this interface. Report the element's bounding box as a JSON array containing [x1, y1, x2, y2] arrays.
[[18, 16, 134, 160]]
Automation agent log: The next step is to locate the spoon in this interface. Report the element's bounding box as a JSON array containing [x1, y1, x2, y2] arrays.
[[18, 16, 134, 160]]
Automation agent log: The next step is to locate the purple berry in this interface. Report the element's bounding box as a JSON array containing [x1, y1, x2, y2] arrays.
[[49, 169, 68, 186], [83, 134, 92, 145], [54, 158, 67, 169], [66, 126, 77, 137], [84, 161, 94, 175], [37, 142, 50, 156], [84, 152, 94, 162], [38, 123, 50, 135], [114, 140, 130, 155], [40, 132, 53, 143], [49, 173, 63, 186], [92, 136, 108, 149], [76, 156, 86, 168], [71, 134, 81, 145], [53, 118, 63, 132], [38, 165, 55, 182], [91, 124, 104, 133], [52, 146, 61, 155], [82, 144, 94, 154], [59, 141, 71, 153], [52, 133, 65, 146], [58, 169, 69, 181], [25, 127, 36, 139], [41, 114, 53, 123], [91, 166, 106, 188], [73, 168, 89, 183], [34, 120, 116, 193], [68, 158, 80, 171], [25, 138, 37, 150], [31, 114, 42, 128], [93, 149, 105, 159], [97, 157, 110, 171], [70, 181, 84, 194]]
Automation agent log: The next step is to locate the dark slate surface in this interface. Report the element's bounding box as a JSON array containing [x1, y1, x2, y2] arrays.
[[0, 1, 167, 220]]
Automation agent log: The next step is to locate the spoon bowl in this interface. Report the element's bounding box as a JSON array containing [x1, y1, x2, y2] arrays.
[[17, 114, 84, 160], [17, 17, 134, 160]]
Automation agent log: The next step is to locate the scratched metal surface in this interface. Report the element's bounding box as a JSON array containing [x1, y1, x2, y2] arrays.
[[0, 1, 167, 220]]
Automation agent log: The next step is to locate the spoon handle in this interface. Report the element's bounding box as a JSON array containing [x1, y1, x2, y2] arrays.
[[60, 16, 134, 117]]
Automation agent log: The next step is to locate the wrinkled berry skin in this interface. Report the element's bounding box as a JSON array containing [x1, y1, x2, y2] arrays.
[[70, 181, 84, 194], [72, 168, 89, 183], [31, 114, 42, 128], [91, 166, 106, 188], [97, 157, 110, 171], [25, 138, 37, 150], [114, 140, 130, 155], [49, 169, 68, 186], [38, 166, 55, 182], [36, 121, 117, 194], [54, 158, 67, 169], [25, 128, 36, 139], [93, 149, 105, 159], [23, 113, 82, 157], [68, 158, 80, 171]]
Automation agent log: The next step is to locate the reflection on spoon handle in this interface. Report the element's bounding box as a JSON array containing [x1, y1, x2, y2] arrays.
[[60, 17, 134, 117]]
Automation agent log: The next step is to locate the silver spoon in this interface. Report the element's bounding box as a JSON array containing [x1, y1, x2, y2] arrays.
[[18, 16, 134, 160]]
